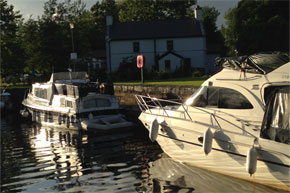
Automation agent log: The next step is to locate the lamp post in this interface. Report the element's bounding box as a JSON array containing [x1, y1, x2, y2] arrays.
[[69, 23, 75, 52], [69, 23, 77, 71]]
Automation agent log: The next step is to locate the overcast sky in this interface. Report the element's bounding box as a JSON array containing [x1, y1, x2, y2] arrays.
[[9, 0, 239, 29]]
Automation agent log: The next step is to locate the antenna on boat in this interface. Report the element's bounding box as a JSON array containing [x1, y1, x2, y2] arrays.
[[68, 68, 72, 82]]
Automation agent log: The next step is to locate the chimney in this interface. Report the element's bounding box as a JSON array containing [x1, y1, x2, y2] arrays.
[[106, 15, 113, 26], [194, 5, 202, 21]]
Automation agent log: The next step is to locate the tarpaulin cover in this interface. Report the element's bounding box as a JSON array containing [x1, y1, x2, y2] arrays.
[[261, 86, 290, 144], [216, 52, 289, 74], [50, 72, 88, 82]]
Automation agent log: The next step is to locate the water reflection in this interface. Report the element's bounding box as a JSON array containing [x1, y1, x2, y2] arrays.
[[1, 117, 284, 193], [30, 126, 87, 179], [144, 154, 287, 193]]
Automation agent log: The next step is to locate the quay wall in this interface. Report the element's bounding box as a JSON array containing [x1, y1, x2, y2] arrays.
[[113, 84, 198, 106]]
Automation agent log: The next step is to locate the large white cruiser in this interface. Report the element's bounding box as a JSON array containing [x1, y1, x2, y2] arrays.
[[135, 53, 290, 190], [21, 72, 134, 131]]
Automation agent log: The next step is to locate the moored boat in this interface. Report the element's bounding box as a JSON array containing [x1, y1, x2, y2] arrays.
[[21, 71, 134, 131], [135, 52, 290, 190]]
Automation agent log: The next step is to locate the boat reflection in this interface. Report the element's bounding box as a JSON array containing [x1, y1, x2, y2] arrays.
[[144, 154, 286, 193], [29, 125, 87, 179]]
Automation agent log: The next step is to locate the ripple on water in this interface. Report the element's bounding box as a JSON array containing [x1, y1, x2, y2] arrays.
[[1, 118, 286, 193]]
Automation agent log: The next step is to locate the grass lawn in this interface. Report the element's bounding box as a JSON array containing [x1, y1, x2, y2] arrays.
[[0, 82, 31, 89], [0, 77, 207, 89], [115, 77, 207, 86]]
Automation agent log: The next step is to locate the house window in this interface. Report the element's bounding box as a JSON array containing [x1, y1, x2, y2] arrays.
[[165, 60, 171, 71], [167, 40, 173, 51], [133, 42, 140, 53]]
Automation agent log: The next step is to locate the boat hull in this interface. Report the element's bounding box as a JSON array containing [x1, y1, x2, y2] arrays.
[[139, 113, 290, 191], [24, 107, 134, 132], [26, 108, 82, 130]]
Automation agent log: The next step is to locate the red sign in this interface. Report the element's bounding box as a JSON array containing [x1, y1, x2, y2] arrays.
[[137, 55, 145, 68]]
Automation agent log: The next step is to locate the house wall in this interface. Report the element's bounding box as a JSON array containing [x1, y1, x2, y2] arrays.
[[110, 39, 155, 72], [159, 54, 183, 71], [109, 37, 206, 72]]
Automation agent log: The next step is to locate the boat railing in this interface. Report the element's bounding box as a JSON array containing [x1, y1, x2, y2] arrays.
[[135, 94, 198, 122], [134, 94, 258, 139]]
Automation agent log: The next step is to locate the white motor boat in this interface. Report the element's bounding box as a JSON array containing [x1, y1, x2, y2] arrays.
[[21, 72, 134, 131], [135, 53, 290, 190]]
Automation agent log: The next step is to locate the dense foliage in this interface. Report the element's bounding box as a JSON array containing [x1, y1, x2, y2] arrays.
[[222, 0, 289, 55], [1, 0, 288, 83]]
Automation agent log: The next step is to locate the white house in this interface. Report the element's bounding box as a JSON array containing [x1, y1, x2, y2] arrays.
[[105, 6, 219, 75]]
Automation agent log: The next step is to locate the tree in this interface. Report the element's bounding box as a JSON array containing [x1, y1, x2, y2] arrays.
[[117, 0, 196, 22], [202, 6, 225, 55], [90, 0, 118, 49], [0, 0, 24, 80], [20, 0, 95, 75], [222, 0, 289, 55]]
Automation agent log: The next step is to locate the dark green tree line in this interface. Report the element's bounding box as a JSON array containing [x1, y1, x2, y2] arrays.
[[0, 0, 24, 81], [222, 0, 289, 55]]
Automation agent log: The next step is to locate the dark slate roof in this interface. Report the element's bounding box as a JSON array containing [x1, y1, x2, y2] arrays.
[[109, 19, 203, 40]]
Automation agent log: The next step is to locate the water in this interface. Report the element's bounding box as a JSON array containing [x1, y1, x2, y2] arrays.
[[1, 114, 285, 193]]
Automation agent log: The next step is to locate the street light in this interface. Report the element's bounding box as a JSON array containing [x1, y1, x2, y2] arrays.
[[69, 23, 75, 52], [69, 23, 77, 71]]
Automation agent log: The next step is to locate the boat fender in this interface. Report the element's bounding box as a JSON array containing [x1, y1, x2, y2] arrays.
[[149, 119, 159, 142], [246, 147, 257, 176], [203, 128, 213, 155], [88, 113, 93, 120], [32, 111, 36, 122], [20, 109, 29, 118]]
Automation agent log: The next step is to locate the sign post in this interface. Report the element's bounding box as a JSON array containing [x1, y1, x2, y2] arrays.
[[137, 55, 145, 84]]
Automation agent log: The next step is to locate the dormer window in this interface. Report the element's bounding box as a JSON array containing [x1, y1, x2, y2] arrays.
[[167, 40, 173, 51], [133, 42, 140, 53]]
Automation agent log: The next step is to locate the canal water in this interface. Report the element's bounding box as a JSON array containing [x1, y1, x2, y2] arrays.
[[0, 89, 285, 193]]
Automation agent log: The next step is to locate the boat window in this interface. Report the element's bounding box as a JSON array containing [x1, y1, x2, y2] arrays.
[[66, 100, 73, 108], [218, 88, 253, 109], [63, 85, 67, 95], [261, 87, 289, 144], [34, 88, 48, 99], [186, 86, 253, 109], [83, 98, 111, 109]]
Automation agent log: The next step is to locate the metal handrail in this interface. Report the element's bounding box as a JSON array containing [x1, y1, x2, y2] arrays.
[[134, 94, 258, 139]]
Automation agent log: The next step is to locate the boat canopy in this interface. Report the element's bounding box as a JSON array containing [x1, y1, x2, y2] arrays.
[[260, 86, 289, 144], [216, 52, 289, 74], [50, 72, 89, 83]]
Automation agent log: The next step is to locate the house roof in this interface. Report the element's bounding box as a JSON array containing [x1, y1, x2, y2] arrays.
[[109, 19, 203, 40]]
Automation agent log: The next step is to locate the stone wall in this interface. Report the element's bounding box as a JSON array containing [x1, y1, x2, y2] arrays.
[[114, 84, 198, 106]]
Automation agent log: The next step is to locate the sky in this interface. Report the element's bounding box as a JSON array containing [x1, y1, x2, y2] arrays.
[[9, 0, 239, 29]]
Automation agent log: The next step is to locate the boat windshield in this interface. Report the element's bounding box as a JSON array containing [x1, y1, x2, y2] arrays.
[[185, 86, 207, 107], [185, 86, 253, 109]]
